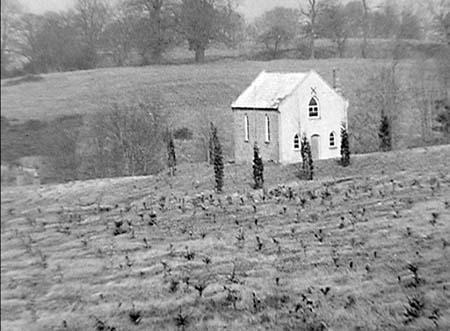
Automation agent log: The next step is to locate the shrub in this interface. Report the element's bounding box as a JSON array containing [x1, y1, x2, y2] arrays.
[[314, 45, 338, 59], [379, 114, 392, 151], [295, 41, 311, 59], [129, 305, 142, 325], [173, 127, 193, 140], [174, 308, 189, 330], [433, 99, 450, 142]]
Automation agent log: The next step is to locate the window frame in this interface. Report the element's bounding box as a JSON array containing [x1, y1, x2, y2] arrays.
[[308, 97, 320, 118], [329, 131, 336, 148], [293, 134, 300, 150], [265, 114, 270, 143], [244, 114, 249, 142]]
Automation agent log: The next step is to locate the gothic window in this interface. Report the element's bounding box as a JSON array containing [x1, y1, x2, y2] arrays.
[[308, 97, 319, 117], [329, 131, 336, 147], [294, 134, 300, 150]]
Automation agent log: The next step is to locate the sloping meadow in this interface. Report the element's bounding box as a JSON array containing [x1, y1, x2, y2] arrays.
[[1, 145, 450, 330]]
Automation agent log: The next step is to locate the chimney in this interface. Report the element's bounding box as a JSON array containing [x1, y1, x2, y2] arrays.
[[332, 68, 342, 95], [333, 68, 337, 89]]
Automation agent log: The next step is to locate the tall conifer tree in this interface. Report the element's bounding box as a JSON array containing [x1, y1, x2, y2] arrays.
[[301, 135, 314, 180], [340, 124, 350, 166], [211, 123, 224, 192], [252, 142, 264, 189], [167, 134, 176, 176]]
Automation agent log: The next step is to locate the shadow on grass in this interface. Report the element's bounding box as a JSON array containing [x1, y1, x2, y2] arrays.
[[3, 74, 44, 87]]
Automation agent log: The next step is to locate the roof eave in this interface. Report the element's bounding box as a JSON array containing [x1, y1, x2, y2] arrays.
[[231, 106, 279, 111]]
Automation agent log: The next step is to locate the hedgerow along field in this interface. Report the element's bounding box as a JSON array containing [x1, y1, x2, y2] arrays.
[[1, 145, 450, 330], [0, 58, 444, 160]]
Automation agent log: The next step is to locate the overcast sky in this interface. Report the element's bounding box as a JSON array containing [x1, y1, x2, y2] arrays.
[[19, 0, 74, 14]]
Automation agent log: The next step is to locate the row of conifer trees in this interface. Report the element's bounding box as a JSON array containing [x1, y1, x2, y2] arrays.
[[166, 123, 351, 192]]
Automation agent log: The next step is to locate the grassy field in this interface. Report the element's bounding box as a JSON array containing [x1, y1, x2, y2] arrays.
[[1, 145, 450, 330], [1, 57, 445, 160], [1, 58, 397, 122]]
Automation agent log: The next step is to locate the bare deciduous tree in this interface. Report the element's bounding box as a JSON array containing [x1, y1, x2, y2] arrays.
[[370, 1, 399, 39], [178, 0, 217, 62], [254, 7, 299, 59], [127, 0, 178, 64], [300, 0, 319, 59], [79, 97, 168, 178], [361, 0, 369, 58], [15, 11, 94, 72], [354, 65, 403, 152], [425, 0, 450, 44], [1, 0, 22, 76], [317, 1, 349, 58], [101, 3, 135, 66], [177, 0, 242, 62], [15, 13, 43, 73], [74, 0, 110, 67], [216, 1, 245, 49], [397, 8, 422, 40]]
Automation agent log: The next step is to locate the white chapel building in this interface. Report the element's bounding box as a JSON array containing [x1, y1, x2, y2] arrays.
[[231, 70, 349, 164]]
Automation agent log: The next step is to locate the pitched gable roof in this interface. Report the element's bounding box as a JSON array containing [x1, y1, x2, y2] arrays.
[[231, 70, 309, 109]]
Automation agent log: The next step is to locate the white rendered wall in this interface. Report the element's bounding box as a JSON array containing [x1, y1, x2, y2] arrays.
[[279, 71, 348, 164]]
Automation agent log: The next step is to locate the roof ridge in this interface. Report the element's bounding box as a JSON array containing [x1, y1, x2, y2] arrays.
[[277, 71, 312, 106], [231, 71, 309, 109], [263, 71, 308, 74]]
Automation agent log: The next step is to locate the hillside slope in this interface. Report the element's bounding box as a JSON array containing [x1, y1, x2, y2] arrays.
[[2, 146, 450, 330], [0, 59, 435, 122], [1, 58, 443, 158]]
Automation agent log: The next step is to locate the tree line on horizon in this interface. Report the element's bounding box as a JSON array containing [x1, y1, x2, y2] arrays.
[[1, 0, 449, 77]]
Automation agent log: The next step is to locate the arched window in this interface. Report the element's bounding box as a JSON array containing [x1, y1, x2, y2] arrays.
[[293, 134, 300, 150], [329, 132, 336, 147], [244, 114, 249, 142], [308, 97, 319, 117], [265, 115, 270, 142]]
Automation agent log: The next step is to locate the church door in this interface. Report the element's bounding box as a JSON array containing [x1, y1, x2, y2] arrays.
[[311, 134, 320, 160]]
